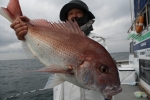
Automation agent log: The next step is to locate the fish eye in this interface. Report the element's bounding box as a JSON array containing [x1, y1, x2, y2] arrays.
[[98, 65, 108, 73]]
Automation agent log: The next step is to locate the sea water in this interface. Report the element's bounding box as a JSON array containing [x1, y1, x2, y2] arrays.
[[0, 59, 52, 100], [0, 52, 129, 100]]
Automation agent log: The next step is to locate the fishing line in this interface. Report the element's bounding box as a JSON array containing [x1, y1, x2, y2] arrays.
[[3, 88, 48, 100]]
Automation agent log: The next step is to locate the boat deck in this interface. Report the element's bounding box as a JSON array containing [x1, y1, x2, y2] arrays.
[[114, 84, 149, 100]]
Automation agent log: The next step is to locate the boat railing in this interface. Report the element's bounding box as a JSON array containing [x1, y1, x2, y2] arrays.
[[115, 60, 129, 66]]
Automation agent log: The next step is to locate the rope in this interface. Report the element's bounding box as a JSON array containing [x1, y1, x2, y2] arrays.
[[3, 88, 47, 100]]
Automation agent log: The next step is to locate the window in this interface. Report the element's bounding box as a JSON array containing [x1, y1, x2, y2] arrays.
[[139, 59, 150, 85]]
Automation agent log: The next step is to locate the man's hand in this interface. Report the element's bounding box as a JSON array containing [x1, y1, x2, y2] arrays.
[[10, 16, 30, 40]]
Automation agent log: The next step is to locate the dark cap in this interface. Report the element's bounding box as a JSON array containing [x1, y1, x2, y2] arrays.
[[59, 0, 95, 21]]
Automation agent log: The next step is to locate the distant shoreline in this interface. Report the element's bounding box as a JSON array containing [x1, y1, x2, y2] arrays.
[[0, 52, 130, 61]]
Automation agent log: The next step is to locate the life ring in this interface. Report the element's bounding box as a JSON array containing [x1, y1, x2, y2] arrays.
[[135, 15, 144, 33]]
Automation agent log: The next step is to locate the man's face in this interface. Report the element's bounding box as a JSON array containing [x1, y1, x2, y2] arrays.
[[67, 8, 84, 21]]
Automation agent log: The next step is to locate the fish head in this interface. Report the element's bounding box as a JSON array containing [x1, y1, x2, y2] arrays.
[[75, 50, 122, 99]]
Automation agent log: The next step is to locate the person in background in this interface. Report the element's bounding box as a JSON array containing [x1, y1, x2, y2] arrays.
[[10, 0, 107, 100]]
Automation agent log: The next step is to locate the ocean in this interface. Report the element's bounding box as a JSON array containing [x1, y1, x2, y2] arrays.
[[0, 52, 129, 100]]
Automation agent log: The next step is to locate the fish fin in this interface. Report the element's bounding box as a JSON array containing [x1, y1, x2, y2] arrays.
[[0, 0, 22, 23], [65, 20, 85, 36], [44, 74, 65, 89], [29, 19, 85, 36], [35, 66, 74, 74], [30, 19, 51, 28], [21, 41, 36, 59]]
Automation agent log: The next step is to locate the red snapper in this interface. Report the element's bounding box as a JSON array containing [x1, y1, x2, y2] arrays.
[[0, 0, 122, 99]]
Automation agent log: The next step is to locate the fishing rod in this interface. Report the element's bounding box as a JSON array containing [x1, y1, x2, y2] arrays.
[[3, 89, 114, 100], [104, 96, 114, 100], [2, 88, 48, 100]]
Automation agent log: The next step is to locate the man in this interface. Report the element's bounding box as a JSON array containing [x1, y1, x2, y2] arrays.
[[10, 0, 106, 100]]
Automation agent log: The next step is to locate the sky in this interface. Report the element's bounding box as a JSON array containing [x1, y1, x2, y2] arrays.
[[0, 0, 133, 60]]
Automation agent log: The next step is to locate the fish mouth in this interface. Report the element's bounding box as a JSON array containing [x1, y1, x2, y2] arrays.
[[103, 85, 122, 99]]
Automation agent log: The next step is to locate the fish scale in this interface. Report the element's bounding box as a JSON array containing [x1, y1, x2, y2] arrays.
[[25, 31, 74, 69], [28, 40, 62, 71]]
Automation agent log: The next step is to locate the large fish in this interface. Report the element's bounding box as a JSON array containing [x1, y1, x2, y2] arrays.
[[0, 0, 122, 99]]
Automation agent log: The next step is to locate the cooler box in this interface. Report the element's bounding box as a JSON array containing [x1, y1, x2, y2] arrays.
[[118, 65, 136, 84]]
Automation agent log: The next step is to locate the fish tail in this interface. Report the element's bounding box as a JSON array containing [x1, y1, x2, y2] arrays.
[[0, 0, 23, 23]]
